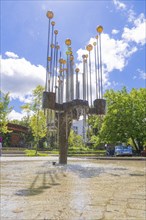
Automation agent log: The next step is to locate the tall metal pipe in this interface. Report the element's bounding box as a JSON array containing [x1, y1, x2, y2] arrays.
[[82, 55, 86, 100], [99, 33, 103, 98], [86, 44, 93, 106], [55, 44, 59, 95], [93, 42, 98, 99], [45, 11, 54, 92], [75, 68, 80, 99], [49, 21, 55, 92], [65, 39, 71, 102], [51, 30, 58, 92], [70, 55, 74, 101], [96, 35, 100, 99], [85, 54, 89, 103], [96, 26, 103, 98]]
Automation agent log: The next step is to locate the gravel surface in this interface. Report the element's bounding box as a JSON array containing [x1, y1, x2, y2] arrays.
[[0, 156, 146, 220]]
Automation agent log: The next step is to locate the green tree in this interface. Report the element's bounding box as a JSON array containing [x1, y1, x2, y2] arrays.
[[30, 110, 47, 154], [68, 129, 85, 151], [0, 91, 12, 134], [88, 115, 104, 148], [21, 85, 47, 154], [99, 87, 146, 152]]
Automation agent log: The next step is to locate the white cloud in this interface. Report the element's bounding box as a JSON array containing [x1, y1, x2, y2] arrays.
[[8, 110, 27, 121], [77, 33, 137, 75], [112, 29, 119, 35], [137, 69, 146, 80], [112, 0, 143, 27], [113, 0, 126, 10], [128, 9, 136, 23], [5, 51, 19, 59], [76, 4, 145, 93], [1, 53, 46, 102], [122, 13, 146, 45]]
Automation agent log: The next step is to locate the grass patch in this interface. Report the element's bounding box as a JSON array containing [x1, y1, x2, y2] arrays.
[[24, 149, 48, 156]]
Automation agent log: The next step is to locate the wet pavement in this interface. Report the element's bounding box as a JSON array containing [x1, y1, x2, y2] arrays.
[[0, 156, 146, 220]]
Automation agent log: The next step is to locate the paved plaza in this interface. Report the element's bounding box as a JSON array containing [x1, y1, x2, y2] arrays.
[[0, 156, 146, 220]]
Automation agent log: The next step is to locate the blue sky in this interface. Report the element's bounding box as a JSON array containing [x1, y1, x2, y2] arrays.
[[1, 0, 146, 120]]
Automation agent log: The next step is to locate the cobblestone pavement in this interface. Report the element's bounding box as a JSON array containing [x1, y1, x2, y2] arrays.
[[0, 157, 146, 220]]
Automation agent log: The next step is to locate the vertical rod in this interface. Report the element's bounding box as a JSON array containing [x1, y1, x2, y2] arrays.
[[50, 23, 54, 92], [76, 70, 78, 99], [99, 34, 103, 98], [82, 58, 85, 100], [51, 33, 57, 92], [58, 51, 61, 103], [94, 43, 98, 99], [85, 58, 89, 103], [55, 44, 59, 95], [45, 19, 51, 91], [66, 55, 69, 102], [62, 63, 65, 103], [89, 51, 92, 106], [70, 59, 74, 100], [97, 37, 100, 99]]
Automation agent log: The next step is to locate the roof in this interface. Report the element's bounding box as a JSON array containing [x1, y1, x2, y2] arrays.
[[7, 123, 29, 133]]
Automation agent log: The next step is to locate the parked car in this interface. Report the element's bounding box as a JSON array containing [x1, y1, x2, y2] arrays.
[[114, 145, 133, 156]]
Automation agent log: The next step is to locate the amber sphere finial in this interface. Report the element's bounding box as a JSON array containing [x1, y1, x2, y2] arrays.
[[96, 25, 103, 33], [65, 39, 71, 46], [86, 44, 93, 52], [75, 68, 80, 73], [46, 11, 54, 19]]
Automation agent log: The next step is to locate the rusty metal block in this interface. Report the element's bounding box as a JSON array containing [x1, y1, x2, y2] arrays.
[[42, 91, 56, 109], [93, 99, 106, 115]]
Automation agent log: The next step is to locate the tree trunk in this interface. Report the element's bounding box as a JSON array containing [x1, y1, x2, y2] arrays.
[[131, 137, 139, 152]]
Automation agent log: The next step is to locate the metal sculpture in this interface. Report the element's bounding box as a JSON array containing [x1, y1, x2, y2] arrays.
[[42, 11, 106, 164]]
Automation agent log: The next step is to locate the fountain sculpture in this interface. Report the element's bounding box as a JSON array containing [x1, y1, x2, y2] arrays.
[[42, 11, 106, 164]]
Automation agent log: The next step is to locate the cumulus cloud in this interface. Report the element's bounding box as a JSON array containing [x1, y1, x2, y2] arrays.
[[113, 0, 126, 10], [5, 51, 19, 59], [122, 14, 146, 45], [137, 69, 146, 80], [1, 53, 46, 102], [112, 0, 142, 26], [8, 110, 27, 121], [76, 2, 145, 95], [76, 33, 138, 86], [112, 29, 119, 35]]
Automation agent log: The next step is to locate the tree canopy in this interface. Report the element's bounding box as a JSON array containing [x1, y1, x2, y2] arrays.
[[0, 91, 12, 134], [89, 87, 146, 152]]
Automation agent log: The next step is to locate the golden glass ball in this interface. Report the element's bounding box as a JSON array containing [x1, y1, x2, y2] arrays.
[[46, 11, 54, 19], [51, 21, 55, 26], [96, 25, 103, 33], [82, 54, 86, 59], [59, 58, 64, 64], [95, 35, 98, 39], [56, 45, 60, 50], [62, 60, 66, 65], [75, 68, 80, 73], [66, 50, 72, 55], [65, 39, 71, 46], [86, 44, 93, 51], [51, 44, 55, 48], [48, 57, 51, 61], [93, 42, 96, 46], [54, 30, 58, 35]]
